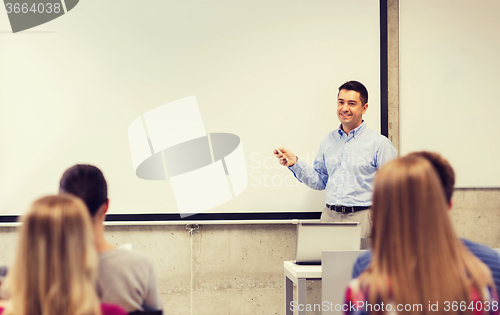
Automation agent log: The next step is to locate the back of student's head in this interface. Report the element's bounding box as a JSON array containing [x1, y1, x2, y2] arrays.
[[59, 164, 108, 217], [363, 155, 492, 314], [4, 195, 101, 315], [371, 155, 451, 259], [408, 151, 455, 204]]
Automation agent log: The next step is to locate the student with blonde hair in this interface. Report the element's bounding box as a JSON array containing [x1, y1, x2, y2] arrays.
[[1, 195, 127, 315], [344, 155, 498, 315]]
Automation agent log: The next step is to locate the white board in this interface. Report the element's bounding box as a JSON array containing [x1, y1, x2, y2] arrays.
[[0, 0, 381, 218], [400, 0, 500, 188]]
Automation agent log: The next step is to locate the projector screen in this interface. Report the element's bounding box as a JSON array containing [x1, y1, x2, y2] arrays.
[[0, 0, 383, 221]]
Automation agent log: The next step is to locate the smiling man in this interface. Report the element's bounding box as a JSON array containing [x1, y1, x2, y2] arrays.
[[275, 81, 397, 238]]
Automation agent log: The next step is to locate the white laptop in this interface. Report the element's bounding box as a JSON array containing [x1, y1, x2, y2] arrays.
[[294, 222, 362, 265]]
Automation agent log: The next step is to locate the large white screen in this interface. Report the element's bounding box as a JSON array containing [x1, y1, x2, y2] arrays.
[[0, 0, 381, 217], [400, 0, 500, 188]]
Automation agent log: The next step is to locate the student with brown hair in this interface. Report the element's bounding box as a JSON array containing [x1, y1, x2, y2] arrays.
[[344, 156, 498, 315], [351, 151, 500, 294], [1, 195, 126, 315]]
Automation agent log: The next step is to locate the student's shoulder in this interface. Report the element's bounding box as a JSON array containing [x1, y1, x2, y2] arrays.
[[355, 250, 372, 263], [100, 248, 154, 266], [462, 238, 500, 269], [462, 238, 499, 258], [352, 250, 372, 278]]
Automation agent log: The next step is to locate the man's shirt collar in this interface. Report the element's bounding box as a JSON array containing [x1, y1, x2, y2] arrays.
[[337, 121, 366, 138]]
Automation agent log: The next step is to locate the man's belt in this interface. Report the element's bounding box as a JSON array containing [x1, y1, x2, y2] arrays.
[[326, 204, 370, 213]]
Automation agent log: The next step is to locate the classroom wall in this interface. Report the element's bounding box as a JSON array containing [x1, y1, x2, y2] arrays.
[[0, 1, 499, 314]]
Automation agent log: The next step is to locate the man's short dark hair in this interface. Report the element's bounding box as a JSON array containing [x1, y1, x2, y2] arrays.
[[408, 151, 455, 204], [338, 80, 368, 105], [59, 164, 108, 217]]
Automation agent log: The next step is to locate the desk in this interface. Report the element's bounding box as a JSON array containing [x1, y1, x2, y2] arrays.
[[284, 261, 322, 315]]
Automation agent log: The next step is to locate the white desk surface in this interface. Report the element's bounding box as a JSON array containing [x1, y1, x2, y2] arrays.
[[283, 261, 322, 282]]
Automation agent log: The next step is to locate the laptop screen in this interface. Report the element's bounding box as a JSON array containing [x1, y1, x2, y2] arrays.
[[294, 222, 362, 265]]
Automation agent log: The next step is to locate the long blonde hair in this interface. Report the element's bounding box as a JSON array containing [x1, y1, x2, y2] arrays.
[[358, 155, 493, 314], [4, 195, 102, 315]]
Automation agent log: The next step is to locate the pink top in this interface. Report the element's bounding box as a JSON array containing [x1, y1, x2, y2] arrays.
[[0, 303, 127, 315], [100, 303, 129, 315]]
